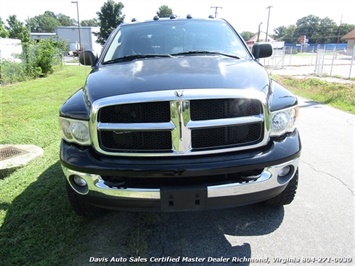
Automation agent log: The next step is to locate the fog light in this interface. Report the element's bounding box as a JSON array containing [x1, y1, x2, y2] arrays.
[[73, 175, 87, 187], [279, 166, 291, 177]]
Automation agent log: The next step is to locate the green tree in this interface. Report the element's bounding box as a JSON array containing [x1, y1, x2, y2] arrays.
[[43, 11, 57, 19], [81, 18, 99, 27], [274, 26, 287, 39], [156, 5, 173, 18], [57, 13, 76, 26], [0, 17, 9, 37], [338, 23, 355, 43], [26, 15, 59, 32], [273, 15, 351, 44], [95, 0, 125, 45], [274, 25, 297, 43], [317, 17, 337, 43], [294, 15, 322, 43], [6, 15, 30, 42], [240, 31, 255, 42], [26, 11, 75, 32]]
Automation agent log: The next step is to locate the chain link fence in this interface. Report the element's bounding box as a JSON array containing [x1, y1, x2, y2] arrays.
[[263, 44, 355, 79]]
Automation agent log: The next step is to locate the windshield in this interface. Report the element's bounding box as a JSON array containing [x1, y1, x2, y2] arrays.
[[103, 19, 251, 63]]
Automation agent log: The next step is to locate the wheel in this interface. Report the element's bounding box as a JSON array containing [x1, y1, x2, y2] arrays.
[[66, 181, 106, 217], [261, 170, 298, 207]]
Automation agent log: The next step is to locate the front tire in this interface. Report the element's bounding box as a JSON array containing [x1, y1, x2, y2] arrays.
[[261, 170, 299, 207], [66, 182, 106, 217]]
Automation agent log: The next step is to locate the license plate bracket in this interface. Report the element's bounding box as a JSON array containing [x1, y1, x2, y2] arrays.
[[161, 186, 207, 211]]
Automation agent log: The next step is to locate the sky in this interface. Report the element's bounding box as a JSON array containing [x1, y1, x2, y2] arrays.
[[0, 0, 354, 34]]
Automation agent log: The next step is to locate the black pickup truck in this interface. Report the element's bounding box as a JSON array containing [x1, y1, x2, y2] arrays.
[[59, 16, 301, 216]]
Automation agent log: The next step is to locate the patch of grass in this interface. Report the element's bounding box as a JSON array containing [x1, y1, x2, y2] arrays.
[[0, 65, 154, 265], [0, 66, 159, 266], [66, 58, 79, 63], [0, 66, 90, 265], [0, 65, 89, 146], [273, 76, 355, 114]]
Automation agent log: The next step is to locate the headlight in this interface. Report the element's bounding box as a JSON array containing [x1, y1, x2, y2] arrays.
[[59, 117, 91, 145], [270, 105, 299, 137]]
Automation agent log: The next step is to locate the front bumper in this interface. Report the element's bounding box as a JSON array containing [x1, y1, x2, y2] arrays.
[[61, 130, 301, 212]]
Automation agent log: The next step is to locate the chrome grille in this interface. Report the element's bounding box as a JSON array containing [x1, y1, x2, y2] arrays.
[[91, 89, 269, 156]]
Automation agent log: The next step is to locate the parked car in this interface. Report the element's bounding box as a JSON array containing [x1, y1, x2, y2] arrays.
[[59, 16, 301, 216]]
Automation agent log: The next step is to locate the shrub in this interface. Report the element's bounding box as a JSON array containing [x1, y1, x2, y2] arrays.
[[36, 39, 56, 76], [0, 60, 27, 84], [0, 38, 67, 84]]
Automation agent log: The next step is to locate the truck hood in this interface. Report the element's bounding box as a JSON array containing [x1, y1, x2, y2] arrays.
[[84, 56, 270, 104]]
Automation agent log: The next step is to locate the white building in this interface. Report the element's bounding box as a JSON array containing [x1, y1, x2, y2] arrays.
[[0, 38, 22, 62]]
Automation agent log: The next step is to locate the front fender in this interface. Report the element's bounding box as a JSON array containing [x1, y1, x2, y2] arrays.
[[269, 80, 298, 111], [59, 88, 90, 120]]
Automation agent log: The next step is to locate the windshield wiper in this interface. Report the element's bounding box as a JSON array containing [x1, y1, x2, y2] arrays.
[[171, 51, 240, 59], [103, 54, 173, 65]]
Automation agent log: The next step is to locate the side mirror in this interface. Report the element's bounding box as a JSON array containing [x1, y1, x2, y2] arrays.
[[252, 43, 273, 59], [79, 50, 98, 66]]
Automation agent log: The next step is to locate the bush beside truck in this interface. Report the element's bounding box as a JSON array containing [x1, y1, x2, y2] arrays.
[[0, 38, 68, 85]]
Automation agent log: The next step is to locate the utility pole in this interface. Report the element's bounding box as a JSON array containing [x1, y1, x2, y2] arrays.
[[265, 6, 273, 42], [335, 15, 343, 59], [257, 22, 263, 42], [336, 15, 343, 47], [71, 1, 82, 65], [211, 6, 222, 18]]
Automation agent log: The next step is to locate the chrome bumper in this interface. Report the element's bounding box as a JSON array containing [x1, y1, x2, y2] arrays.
[[62, 158, 299, 200]]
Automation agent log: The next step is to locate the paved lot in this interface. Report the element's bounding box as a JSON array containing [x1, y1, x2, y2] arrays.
[[142, 97, 354, 265]]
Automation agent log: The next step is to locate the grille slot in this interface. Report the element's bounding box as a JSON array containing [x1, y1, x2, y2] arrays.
[[99, 102, 170, 123], [100, 131, 172, 152], [191, 123, 263, 149], [190, 99, 262, 120]]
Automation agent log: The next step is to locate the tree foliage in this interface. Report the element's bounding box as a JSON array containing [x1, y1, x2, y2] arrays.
[[0, 17, 9, 38], [274, 25, 297, 42], [337, 23, 355, 42], [1, 38, 67, 84], [240, 31, 255, 42], [36, 39, 57, 75], [25, 11, 75, 33], [274, 14, 355, 44], [57, 13, 75, 26], [6, 15, 30, 42], [26, 16, 59, 33], [156, 5, 173, 18], [95, 0, 125, 45], [81, 18, 99, 27]]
